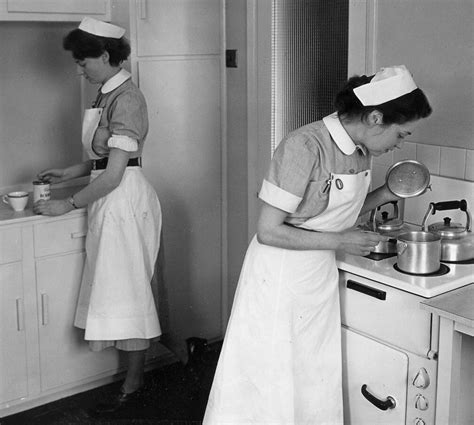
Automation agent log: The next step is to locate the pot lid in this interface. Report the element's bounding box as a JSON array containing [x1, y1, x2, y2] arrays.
[[428, 217, 468, 239], [386, 160, 430, 198]]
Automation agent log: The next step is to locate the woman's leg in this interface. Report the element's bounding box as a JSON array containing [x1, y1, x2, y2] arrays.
[[122, 349, 147, 393]]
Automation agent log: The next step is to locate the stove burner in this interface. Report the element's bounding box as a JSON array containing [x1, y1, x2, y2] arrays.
[[441, 258, 474, 265], [364, 252, 397, 261], [393, 263, 450, 277]]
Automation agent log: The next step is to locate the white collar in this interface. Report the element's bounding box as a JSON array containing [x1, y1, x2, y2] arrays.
[[101, 69, 131, 94], [322, 112, 367, 156]]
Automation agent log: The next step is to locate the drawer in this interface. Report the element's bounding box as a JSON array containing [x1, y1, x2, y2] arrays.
[[34, 215, 87, 257], [0, 227, 22, 264], [339, 271, 432, 356]]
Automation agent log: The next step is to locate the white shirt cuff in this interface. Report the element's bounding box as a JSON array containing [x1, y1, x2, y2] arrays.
[[107, 135, 138, 152], [258, 179, 302, 213]]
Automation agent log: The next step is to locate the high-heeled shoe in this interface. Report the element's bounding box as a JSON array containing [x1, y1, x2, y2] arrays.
[[92, 386, 145, 415]]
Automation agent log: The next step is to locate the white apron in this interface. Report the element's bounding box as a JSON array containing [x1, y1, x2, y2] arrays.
[[74, 107, 162, 341], [204, 170, 371, 425]]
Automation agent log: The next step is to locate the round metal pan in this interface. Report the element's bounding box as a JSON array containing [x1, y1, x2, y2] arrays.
[[386, 160, 430, 198]]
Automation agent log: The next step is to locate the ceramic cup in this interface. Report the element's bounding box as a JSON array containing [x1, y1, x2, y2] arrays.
[[2, 191, 29, 212]]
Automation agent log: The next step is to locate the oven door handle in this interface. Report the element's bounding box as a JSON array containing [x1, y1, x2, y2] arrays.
[[347, 280, 386, 300], [361, 384, 396, 410]]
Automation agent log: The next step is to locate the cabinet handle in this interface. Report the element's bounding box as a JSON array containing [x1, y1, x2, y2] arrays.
[[361, 384, 396, 410], [41, 293, 49, 326], [70, 232, 86, 239], [16, 298, 24, 331], [347, 280, 386, 300], [138, 0, 148, 19]]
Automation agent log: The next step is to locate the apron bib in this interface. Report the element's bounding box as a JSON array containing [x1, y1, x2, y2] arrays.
[[74, 106, 161, 340], [204, 170, 371, 425]]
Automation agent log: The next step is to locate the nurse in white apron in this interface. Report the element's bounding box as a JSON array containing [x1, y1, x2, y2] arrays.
[[204, 66, 432, 424], [34, 18, 161, 413]]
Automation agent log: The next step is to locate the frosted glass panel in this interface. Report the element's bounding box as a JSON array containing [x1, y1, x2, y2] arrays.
[[272, 0, 348, 151]]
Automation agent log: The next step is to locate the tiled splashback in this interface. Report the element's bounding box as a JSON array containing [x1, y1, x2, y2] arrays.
[[371, 142, 474, 189]]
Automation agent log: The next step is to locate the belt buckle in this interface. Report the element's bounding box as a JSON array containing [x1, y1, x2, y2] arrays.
[[92, 160, 97, 170]]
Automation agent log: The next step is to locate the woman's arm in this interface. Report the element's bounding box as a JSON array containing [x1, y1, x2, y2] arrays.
[[257, 202, 387, 256], [359, 183, 400, 216], [37, 161, 93, 184], [70, 148, 130, 208], [33, 148, 130, 215]]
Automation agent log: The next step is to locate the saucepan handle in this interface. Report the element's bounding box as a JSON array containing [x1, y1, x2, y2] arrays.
[[397, 241, 408, 255], [2, 195, 9, 205]]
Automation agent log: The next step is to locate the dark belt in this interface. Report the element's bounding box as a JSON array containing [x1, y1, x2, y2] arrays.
[[92, 157, 141, 170]]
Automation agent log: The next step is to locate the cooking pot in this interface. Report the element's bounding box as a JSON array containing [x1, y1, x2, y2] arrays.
[[421, 199, 474, 262], [366, 201, 409, 253], [396, 231, 441, 274]]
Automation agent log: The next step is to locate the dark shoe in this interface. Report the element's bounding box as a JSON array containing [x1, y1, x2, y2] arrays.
[[186, 337, 208, 360], [92, 386, 145, 415]]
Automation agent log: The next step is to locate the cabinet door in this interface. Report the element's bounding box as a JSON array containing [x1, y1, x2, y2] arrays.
[[36, 252, 120, 392], [342, 327, 408, 425], [139, 58, 222, 340], [135, 0, 221, 56], [0, 0, 110, 21], [0, 262, 28, 404]]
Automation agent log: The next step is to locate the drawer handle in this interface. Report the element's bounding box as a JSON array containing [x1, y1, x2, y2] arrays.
[[70, 231, 87, 239], [347, 280, 386, 300], [16, 298, 24, 331], [361, 384, 396, 410], [41, 293, 49, 326]]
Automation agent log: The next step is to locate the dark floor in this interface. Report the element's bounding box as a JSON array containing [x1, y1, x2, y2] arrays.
[[1, 341, 221, 425]]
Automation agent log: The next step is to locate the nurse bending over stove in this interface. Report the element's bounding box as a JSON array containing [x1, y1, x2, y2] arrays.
[[33, 18, 161, 414], [203, 65, 432, 424]]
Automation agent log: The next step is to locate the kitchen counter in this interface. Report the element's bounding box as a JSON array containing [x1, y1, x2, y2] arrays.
[[420, 284, 474, 425], [0, 185, 86, 225], [421, 284, 474, 331]]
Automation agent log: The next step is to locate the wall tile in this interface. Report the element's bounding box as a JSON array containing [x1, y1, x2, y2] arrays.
[[393, 142, 417, 162], [465, 149, 474, 181], [440, 147, 467, 179], [416, 144, 440, 175]]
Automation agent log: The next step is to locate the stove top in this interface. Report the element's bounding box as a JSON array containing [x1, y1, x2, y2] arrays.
[[336, 251, 473, 298]]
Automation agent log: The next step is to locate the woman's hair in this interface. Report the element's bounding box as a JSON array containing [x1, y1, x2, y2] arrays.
[[63, 29, 131, 67], [334, 74, 432, 124]]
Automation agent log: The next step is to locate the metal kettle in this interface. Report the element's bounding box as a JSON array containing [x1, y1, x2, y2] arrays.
[[421, 199, 474, 262], [368, 201, 407, 253]]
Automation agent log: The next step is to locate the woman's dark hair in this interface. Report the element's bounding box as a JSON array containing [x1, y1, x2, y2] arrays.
[[334, 74, 432, 125], [63, 29, 130, 67]]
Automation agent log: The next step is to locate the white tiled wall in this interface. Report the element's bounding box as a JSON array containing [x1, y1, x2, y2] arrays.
[[371, 142, 474, 189]]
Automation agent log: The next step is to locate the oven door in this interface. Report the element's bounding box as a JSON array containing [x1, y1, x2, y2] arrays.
[[342, 326, 408, 425]]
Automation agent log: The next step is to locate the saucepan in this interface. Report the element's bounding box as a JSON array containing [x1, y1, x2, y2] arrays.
[[421, 199, 474, 262], [396, 231, 441, 274]]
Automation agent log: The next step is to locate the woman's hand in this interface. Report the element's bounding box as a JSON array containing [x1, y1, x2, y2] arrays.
[[37, 168, 67, 184], [33, 199, 74, 216], [337, 229, 389, 256]]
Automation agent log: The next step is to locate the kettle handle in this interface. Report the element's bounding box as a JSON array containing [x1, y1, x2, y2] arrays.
[[421, 199, 471, 232]]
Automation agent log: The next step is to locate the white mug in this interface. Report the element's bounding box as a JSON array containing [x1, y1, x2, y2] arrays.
[[3, 191, 29, 212]]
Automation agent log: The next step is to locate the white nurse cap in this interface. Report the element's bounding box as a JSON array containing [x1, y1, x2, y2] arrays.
[[353, 65, 418, 106], [79, 17, 125, 39]]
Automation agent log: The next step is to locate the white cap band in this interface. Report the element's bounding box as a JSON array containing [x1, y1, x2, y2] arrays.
[[79, 17, 125, 39], [353, 65, 418, 106]]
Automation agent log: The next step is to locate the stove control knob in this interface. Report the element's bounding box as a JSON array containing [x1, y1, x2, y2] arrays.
[[415, 394, 429, 411], [413, 368, 430, 388], [414, 418, 426, 425]]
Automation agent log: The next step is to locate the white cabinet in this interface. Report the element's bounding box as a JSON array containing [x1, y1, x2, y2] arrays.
[[114, 0, 224, 346], [135, 0, 221, 56], [0, 261, 28, 404], [0, 213, 122, 417], [0, 0, 111, 21]]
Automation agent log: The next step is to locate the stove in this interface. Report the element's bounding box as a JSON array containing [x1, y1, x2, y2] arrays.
[[338, 176, 474, 425]]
